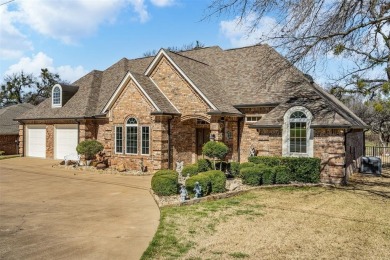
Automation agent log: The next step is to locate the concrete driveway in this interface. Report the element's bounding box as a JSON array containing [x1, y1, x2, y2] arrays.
[[0, 157, 160, 260]]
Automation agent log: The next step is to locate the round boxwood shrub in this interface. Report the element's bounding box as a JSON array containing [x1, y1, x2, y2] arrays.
[[239, 162, 255, 169], [198, 159, 212, 172], [240, 167, 262, 186], [151, 170, 178, 196], [76, 140, 104, 160], [248, 156, 282, 167], [274, 166, 291, 184], [154, 169, 177, 177], [186, 174, 209, 196], [182, 164, 199, 177], [206, 170, 226, 193], [261, 167, 276, 185], [186, 170, 226, 196], [229, 162, 240, 177]]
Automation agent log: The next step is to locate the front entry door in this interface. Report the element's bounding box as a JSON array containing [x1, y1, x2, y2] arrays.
[[196, 128, 210, 157]]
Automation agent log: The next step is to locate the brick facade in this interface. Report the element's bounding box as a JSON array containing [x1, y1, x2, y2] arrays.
[[17, 51, 365, 183], [0, 135, 18, 155]]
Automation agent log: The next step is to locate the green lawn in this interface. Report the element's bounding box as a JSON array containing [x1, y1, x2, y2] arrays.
[[142, 175, 390, 260]]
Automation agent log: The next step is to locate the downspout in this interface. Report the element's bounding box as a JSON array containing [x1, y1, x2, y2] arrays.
[[237, 117, 244, 162], [168, 116, 173, 170], [343, 128, 353, 185]]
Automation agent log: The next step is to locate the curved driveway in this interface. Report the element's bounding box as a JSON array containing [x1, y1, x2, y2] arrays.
[[0, 157, 159, 260]]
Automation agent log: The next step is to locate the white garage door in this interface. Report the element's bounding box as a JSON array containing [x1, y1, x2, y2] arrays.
[[26, 125, 46, 158], [55, 125, 78, 160]]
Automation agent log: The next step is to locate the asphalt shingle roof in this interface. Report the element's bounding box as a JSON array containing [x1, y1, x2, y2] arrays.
[[16, 44, 367, 128], [0, 103, 35, 135]]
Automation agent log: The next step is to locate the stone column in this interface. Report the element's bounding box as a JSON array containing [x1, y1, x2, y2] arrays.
[[152, 116, 169, 171], [210, 116, 223, 141]]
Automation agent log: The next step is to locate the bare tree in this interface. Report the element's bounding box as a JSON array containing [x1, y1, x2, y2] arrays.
[[143, 41, 205, 57], [207, 0, 390, 97]]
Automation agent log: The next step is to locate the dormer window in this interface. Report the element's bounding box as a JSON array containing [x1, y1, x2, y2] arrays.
[[52, 84, 62, 107]]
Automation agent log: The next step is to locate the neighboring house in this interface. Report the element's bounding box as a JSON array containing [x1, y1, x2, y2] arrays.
[[0, 103, 35, 155], [15, 45, 367, 183]]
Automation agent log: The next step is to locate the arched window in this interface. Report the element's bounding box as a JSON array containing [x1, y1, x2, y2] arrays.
[[289, 111, 307, 153], [282, 106, 313, 156], [52, 85, 62, 107], [126, 118, 138, 154]]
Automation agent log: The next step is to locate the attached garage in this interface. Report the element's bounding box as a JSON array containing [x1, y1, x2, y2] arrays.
[[54, 125, 78, 160], [26, 125, 46, 158]]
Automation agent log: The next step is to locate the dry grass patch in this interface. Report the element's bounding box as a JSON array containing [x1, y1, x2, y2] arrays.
[[142, 176, 390, 260]]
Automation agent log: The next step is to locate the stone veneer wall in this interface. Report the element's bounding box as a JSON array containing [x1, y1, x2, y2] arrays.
[[107, 80, 156, 172], [345, 129, 364, 179], [0, 135, 18, 155], [240, 126, 283, 162], [313, 129, 346, 184], [239, 125, 354, 184], [150, 57, 209, 115]]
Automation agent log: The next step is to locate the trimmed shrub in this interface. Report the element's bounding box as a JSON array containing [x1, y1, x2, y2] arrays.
[[186, 170, 226, 196], [198, 159, 212, 172], [239, 162, 255, 169], [151, 170, 178, 196], [154, 169, 177, 177], [261, 167, 276, 185], [240, 167, 262, 186], [229, 162, 240, 177], [186, 174, 209, 196], [202, 141, 229, 169], [76, 140, 104, 160], [248, 156, 281, 167], [206, 170, 226, 193], [182, 164, 199, 177], [274, 166, 291, 184], [281, 157, 321, 183]]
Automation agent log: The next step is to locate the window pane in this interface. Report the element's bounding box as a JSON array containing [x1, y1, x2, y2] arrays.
[[290, 121, 307, 153], [142, 126, 150, 155], [115, 126, 123, 153], [126, 126, 137, 154], [53, 87, 60, 105], [127, 118, 137, 125]]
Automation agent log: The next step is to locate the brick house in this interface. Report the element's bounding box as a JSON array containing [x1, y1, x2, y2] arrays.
[[0, 103, 34, 155], [15, 45, 367, 183]]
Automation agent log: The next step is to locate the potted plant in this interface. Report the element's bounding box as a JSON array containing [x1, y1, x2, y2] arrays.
[[76, 140, 104, 166]]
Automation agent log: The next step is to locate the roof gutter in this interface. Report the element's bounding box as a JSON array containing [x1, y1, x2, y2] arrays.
[[233, 103, 280, 108], [207, 110, 244, 117], [150, 111, 181, 116], [15, 116, 108, 121]]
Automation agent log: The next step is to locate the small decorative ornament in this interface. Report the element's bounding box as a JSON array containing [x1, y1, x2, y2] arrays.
[[249, 145, 256, 157], [193, 181, 202, 198], [180, 185, 188, 202], [176, 161, 184, 176]]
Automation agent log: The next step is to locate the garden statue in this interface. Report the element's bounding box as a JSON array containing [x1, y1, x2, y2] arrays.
[[249, 145, 256, 157], [176, 161, 184, 176], [180, 185, 188, 202], [194, 181, 202, 198]]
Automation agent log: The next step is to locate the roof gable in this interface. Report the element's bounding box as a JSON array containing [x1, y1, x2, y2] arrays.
[[145, 49, 218, 111]]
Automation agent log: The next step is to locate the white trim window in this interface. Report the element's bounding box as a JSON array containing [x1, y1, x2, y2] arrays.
[[115, 126, 123, 154], [141, 126, 150, 155], [282, 106, 313, 157], [126, 118, 138, 154], [52, 85, 62, 107], [246, 116, 261, 123]]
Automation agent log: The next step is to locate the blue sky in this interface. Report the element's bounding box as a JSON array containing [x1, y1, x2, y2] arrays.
[[1, 0, 379, 87], [1, 0, 254, 83]]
